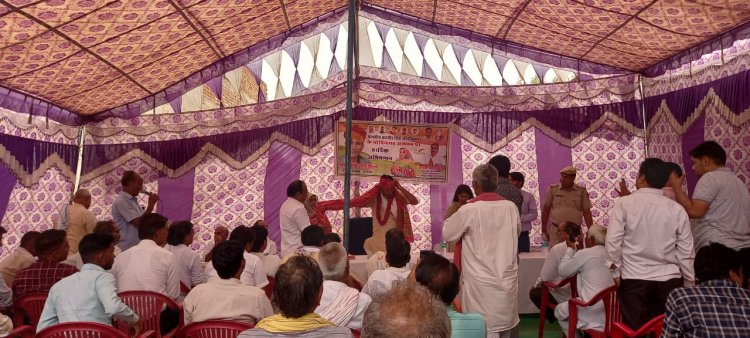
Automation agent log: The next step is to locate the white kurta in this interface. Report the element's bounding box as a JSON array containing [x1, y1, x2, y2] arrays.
[[442, 199, 521, 333]]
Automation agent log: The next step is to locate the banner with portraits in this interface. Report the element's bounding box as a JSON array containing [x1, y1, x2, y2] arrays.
[[335, 120, 450, 182]]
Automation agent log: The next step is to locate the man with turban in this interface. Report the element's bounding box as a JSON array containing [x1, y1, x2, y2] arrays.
[[316, 175, 419, 255], [338, 125, 371, 165]]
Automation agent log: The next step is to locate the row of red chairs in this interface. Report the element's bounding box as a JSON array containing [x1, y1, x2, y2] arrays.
[[538, 277, 664, 337]]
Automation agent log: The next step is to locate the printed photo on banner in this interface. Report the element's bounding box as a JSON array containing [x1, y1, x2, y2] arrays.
[[335, 120, 450, 182]]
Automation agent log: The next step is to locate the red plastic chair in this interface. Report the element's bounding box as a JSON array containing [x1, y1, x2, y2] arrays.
[[538, 276, 578, 338], [180, 282, 191, 294], [12, 293, 47, 327], [116, 290, 183, 338], [264, 277, 274, 300], [177, 320, 253, 338], [612, 314, 665, 338], [351, 329, 361, 338], [568, 285, 620, 338], [36, 322, 156, 338], [7, 325, 34, 338]]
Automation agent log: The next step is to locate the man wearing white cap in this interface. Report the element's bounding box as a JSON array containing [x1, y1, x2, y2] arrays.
[[541, 166, 593, 246]]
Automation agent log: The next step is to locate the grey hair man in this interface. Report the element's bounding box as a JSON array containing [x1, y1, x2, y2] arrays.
[[442, 164, 521, 337], [65, 189, 98, 256], [314, 243, 371, 330], [362, 281, 450, 338]]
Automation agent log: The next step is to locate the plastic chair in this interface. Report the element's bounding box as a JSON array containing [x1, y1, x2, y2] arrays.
[[612, 314, 665, 338], [180, 282, 191, 294], [12, 293, 47, 327], [351, 329, 361, 338], [568, 285, 620, 338], [264, 277, 274, 300], [177, 320, 253, 338], [36, 322, 156, 338], [538, 276, 578, 338], [7, 325, 33, 338], [116, 290, 183, 338]]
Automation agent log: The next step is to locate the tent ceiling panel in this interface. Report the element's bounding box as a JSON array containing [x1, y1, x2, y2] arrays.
[[0, 0, 747, 120]]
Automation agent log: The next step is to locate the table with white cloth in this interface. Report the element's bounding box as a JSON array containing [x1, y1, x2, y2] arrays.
[[349, 250, 547, 314]]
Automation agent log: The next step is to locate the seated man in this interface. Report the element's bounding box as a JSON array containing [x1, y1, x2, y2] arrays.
[[253, 220, 279, 257], [37, 233, 141, 334], [184, 241, 272, 325], [165, 221, 206, 291], [362, 281, 450, 338], [0, 231, 40, 287], [365, 228, 404, 279], [0, 226, 11, 310], [13, 229, 78, 301], [529, 222, 579, 322], [250, 225, 282, 278], [111, 213, 180, 334], [63, 220, 122, 269], [362, 231, 411, 298], [202, 225, 229, 262], [554, 225, 615, 335], [205, 226, 268, 289], [315, 243, 371, 330], [239, 255, 352, 337], [413, 252, 486, 338], [663, 243, 750, 337], [282, 225, 325, 263]]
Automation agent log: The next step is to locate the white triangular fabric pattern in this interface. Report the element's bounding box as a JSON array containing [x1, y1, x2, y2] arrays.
[[433, 40, 457, 85], [393, 29, 417, 76], [304, 36, 325, 88]]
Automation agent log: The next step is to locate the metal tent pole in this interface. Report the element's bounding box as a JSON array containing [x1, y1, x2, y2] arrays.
[[342, 0, 357, 251], [639, 75, 649, 158], [72, 126, 86, 195]]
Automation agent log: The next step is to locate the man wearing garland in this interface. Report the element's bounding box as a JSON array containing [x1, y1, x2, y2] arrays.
[[316, 175, 419, 255]]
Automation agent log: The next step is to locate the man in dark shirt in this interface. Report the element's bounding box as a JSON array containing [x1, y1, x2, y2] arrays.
[[488, 155, 523, 213]]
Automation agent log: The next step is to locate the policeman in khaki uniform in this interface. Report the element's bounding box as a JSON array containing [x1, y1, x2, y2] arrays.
[[541, 166, 594, 246]]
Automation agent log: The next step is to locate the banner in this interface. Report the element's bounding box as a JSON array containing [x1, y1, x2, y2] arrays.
[[335, 121, 450, 182]]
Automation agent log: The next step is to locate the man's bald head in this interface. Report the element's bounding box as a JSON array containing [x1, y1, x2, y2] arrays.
[[73, 189, 92, 209]]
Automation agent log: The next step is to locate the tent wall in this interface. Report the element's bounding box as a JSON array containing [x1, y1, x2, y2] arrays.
[[0, 60, 749, 260]]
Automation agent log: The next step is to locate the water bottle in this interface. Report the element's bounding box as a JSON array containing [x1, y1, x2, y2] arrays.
[[439, 240, 448, 255]]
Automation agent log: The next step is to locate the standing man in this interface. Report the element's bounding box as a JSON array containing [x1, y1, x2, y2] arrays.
[[443, 164, 521, 337], [488, 155, 523, 213], [541, 166, 593, 246], [510, 172, 538, 252], [606, 158, 695, 330], [670, 141, 750, 250], [279, 180, 311, 258], [111, 171, 159, 251], [65, 189, 97, 256]]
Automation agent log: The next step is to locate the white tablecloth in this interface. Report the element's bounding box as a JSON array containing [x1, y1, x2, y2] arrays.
[[349, 250, 547, 314]]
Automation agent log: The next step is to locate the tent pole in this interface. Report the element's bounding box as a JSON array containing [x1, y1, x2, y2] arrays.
[[72, 126, 86, 196], [638, 75, 649, 158], [342, 0, 357, 251]]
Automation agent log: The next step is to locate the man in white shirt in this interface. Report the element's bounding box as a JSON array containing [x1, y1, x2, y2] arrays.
[[250, 225, 281, 278], [165, 221, 205, 292], [0, 231, 39, 287], [65, 189, 97, 255], [282, 225, 324, 264], [184, 240, 272, 325], [443, 164, 521, 338], [204, 226, 269, 291], [427, 143, 445, 166], [38, 233, 141, 335], [280, 180, 311, 257], [0, 227, 12, 311], [253, 220, 279, 256], [315, 242, 371, 330], [529, 221, 579, 323], [362, 229, 411, 299], [669, 141, 750, 250], [111, 170, 159, 251], [510, 172, 538, 253], [607, 158, 695, 330], [202, 225, 228, 262], [365, 228, 404, 279], [111, 213, 180, 335], [555, 225, 615, 336]]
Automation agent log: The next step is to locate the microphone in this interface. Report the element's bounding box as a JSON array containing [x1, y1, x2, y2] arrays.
[[140, 190, 152, 196]]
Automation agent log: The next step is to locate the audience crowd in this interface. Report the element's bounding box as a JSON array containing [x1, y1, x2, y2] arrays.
[[0, 140, 745, 337]]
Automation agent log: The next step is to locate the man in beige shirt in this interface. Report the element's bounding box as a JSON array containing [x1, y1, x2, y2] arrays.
[[542, 166, 594, 246], [184, 240, 272, 325], [0, 231, 39, 287], [65, 189, 97, 255]]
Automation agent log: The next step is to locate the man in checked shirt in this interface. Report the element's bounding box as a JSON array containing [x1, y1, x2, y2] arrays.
[[662, 243, 750, 337]]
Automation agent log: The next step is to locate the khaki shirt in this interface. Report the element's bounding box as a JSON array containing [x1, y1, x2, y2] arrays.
[[543, 184, 592, 226], [66, 203, 97, 255]]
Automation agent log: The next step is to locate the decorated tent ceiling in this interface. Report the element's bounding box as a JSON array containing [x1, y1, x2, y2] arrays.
[[0, 0, 748, 120]]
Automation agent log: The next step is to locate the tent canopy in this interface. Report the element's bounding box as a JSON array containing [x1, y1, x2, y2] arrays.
[[0, 0, 748, 120]]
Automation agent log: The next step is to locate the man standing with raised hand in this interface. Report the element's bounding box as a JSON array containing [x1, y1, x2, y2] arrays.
[[111, 170, 159, 251]]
